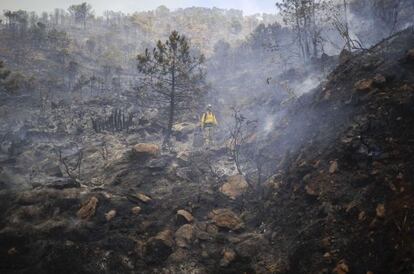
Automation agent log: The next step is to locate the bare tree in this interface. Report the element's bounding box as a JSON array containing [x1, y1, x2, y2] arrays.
[[99, 140, 109, 164], [277, 0, 328, 62], [68, 2, 93, 29], [57, 146, 83, 181], [66, 61, 79, 90], [227, 107, 258, 176], [328, 0, 366, 51], [371, 0, 414, 35]]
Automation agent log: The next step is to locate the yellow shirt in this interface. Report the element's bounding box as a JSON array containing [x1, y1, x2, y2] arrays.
[[201, 111, 218, 126]]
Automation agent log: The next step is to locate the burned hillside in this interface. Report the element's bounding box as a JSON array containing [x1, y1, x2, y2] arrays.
[[1, 1, 414, 274], [260, 27, 414, 274]]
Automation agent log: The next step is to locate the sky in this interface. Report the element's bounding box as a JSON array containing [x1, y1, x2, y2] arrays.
[[0, 0, 279, 16]]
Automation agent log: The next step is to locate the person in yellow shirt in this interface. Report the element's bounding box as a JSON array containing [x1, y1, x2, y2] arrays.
[[200, 104, 218, 146]]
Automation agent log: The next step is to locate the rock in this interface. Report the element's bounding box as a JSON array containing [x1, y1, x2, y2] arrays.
[[321, 237, 331, 248], [329, 160, 338, 173], [135, 240, 145, 257], [172, 123, 196, 140], [176, 151, 191, 165], [219, 174, 249, 200], [323, 89, 332, 100], [196, 231, 211, 241], [354, 79, 374, 92], [137, 193, 152, 203], [45, 177, 80, 190], [400, 84, 414, 92], [373, 74, 386, 86], [358, 211, 366, 221], [234, 233, 268, 258], [145, 230, 174, 264], [206, 224, 219, 235], [132, 143, 160, 158], [201, 250, 209, 258], [154, 229, 175, 246], [305, 182, 319, 196], [220, 248, 236, 267], [376, 204, 385, 218], [333, 260, 349, 274], [406, 48, 414, 62], [176, 209, 194, 224], [323, 252, 332, 260], [7, 247, 18, 255], [131, 206, 141, 215], [105, 209, 116, 221], [169, 248, 190, 263], [174, 224, 194, 248], [263, 175, 282, 190], [77, 196, 98, 220], [208, 208, 244, 231], [128, 193, 152, 204], [173, 122, 196, 134]]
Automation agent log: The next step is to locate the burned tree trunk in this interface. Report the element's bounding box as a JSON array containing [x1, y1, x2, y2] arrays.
[[91, 108, 133, 133]]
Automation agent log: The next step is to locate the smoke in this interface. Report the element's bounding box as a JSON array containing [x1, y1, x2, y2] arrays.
[[1, 0, 413, 187], [290, 74, 324, 97], [263, 116, 274, 134]]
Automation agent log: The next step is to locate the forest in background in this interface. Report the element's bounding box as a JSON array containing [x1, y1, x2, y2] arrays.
[[0, 1, 414, 272]]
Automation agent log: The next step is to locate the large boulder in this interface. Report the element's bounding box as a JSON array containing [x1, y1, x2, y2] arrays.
[[132, 143, 160, 158], [219, 175, 249, 200], [208, 208, 244, 231]]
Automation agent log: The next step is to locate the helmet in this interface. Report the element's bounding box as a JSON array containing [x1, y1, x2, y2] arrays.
[[207, 104, 212, 110]]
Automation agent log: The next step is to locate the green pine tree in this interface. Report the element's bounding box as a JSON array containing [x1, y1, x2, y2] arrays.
[[137, 30, 206, 147]]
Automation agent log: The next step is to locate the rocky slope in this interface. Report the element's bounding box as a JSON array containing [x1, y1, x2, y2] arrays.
[[260, 28, 414, 273], [0, 29, 414, 274]]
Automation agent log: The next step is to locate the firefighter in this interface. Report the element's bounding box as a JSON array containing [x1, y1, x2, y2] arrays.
[[200, 104, 218, 146]]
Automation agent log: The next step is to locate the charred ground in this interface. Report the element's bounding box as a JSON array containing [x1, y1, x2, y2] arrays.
[[0, 23, 413, 274]]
